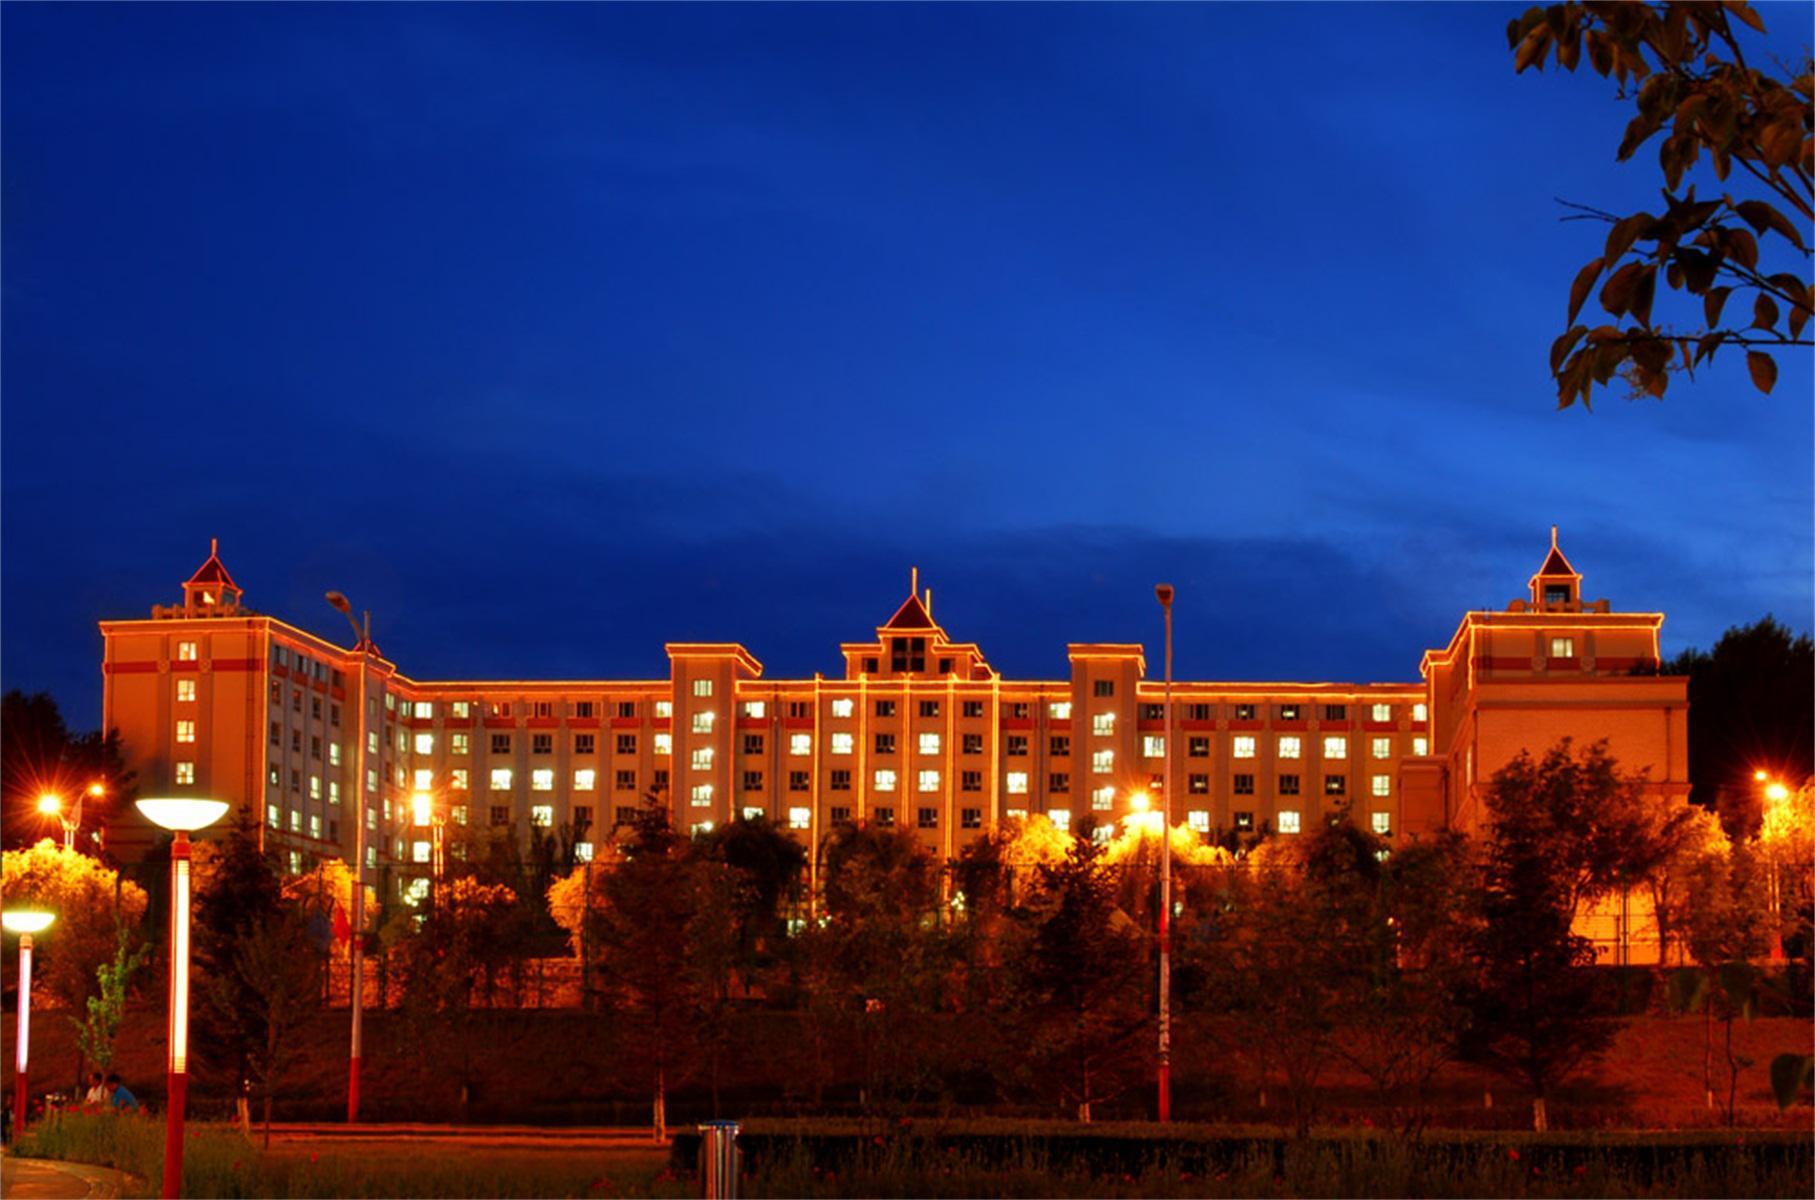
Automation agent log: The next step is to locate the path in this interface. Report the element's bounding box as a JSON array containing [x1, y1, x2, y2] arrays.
[[0, 1155, 130, 1200]]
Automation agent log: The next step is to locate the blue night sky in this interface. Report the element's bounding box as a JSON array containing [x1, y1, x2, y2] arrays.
[[4, 3, 1810, 725]]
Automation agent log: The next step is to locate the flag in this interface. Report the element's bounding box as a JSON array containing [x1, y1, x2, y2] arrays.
[[332, 903, 351, 943]]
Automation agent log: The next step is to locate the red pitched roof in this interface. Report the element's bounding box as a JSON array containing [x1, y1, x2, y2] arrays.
[[1533, 527, 1579, 578], [185, 538, 239, 590], [881, 593, 937, 631]]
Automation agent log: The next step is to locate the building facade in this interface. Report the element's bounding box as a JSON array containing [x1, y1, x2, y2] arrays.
[[99, 533, 1690, 944]]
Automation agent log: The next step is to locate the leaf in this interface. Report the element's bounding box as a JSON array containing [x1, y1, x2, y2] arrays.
[[1726, 1, 1768, 34], [1604, 212, 1653, 262], [1695, 332, 1724, 365], [1514, 27, 1551, 73], [1600, 261, 1644, 316], [1704, 286, 1733, 327], [1791, 298, 1810, 341], [1674, 248, 1719, 292], [1733, 200, 1808, 251], [1753, 293, 1779, 331], [1631, 265, 1658, 327], [1721, 226, 1759, 271], [1746, 350, 1777, 393], [1567, 258, 1604, 324], [1769, 1053, 1814, 1110], [1550, 325, 1589, 373]]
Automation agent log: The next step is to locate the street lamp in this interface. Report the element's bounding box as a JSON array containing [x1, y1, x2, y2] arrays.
[[136, 797, 228, 1200], [35, 783, 106, 852], [1758, 772, 1791, 962], [4, 910, 55, 1133], [1154, 582, 1175, 1124], [326, 590, 372, 1124]]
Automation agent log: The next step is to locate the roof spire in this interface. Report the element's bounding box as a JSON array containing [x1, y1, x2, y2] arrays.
[[910, 565, 919, 597], [1550, 524, 1559, 551]]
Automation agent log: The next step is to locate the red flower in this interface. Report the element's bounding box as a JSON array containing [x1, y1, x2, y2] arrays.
[[1507, 1148, 1520, 1162]]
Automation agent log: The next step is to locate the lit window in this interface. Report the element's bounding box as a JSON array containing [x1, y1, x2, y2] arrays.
[[693, 679, 714, 698], [289, 810, 301, 832], [1006, 771, 1029, 794], [831, 732, 854, 755], [530, 805, 554, 826], [739, 700, 764, 719], [1049, 701, 1072, 720], [530, 769, 554, 791], [451, 733, 469, 755], [413, 769, 433, 791], [176, 679, 196, 703], [874, 769, 897, 792], [1187, 809, 1210, 833], [368, 732, 380, 754], [330, 781, 341, 804], [575, 841, 594, 862], [1279, 810, 1301, 834], [690, 821, 713, 835], [452, 701, 471, 719], [309, 815, 322, 839], [412, 841, 432, 863], [1412, 703, 1428, 722], [450, 769, 468, 791], [1232, 736, 1256, 759], [1323, 736, 1347, 760], [366, 768, 378, 793], [310, 776, 322, 800], [1371, 703, 1391, 722], [366, 846, 377, 869], [490, 767, 513, 791], [1142, 735, 1165, 758], [691, 783, 714, 806], [1091, 824, 1112, 844], [741, 806, 765, 821], [1091, 713, 1115, 736], [1371, 774, 1391, 797], [1091, 786, 1115, 810], [1371, 737, 1392, 759], [330, 743, 342, 766], [654, 733, 672, 755], [1091, 749, 1113, 774], [177, 640, 198, 661], [691, 747, 715, 771], [574, 769, 596, 790], [692, 711, 716, 734], [412, 702, 433, 719], [414, 732, 434, 755], [175, 720, 197, 743], [1549, 637, 1574, 659], [175, 761, 195, 785], [830, 698, 854, 718], [1413, 736, 1429, 756], [654, 700, 672, 719], [266, 804, 280, 828], [1371, 811, 1392, 835], [918, 732, 940, 756], [791, 733, 813, 756], [918, 769, 941, 793], [1279, 736, 1302, 759], [788, 806, 811, 830], [1049, 809, 1071, 832]]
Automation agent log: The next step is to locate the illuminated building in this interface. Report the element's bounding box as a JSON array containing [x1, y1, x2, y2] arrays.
[[100, 532, 1687, 957]]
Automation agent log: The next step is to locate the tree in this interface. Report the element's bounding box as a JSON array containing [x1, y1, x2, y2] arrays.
[[1673, 836, 1772, 1119], [1510, 2, 1807, 404], [229, 908, 323, 1145], [1, 690, 135, 851], [1644, 804, 1730, 964], [1507, 1, 1811, 406], [192, 805, 285, 1099], [1665, 617, 1814, 821], [74, 927, 149, 1079], [1758, 778, 1814, 959], [1464, 743, 1622, 1131], [692, 816, 807, 989]]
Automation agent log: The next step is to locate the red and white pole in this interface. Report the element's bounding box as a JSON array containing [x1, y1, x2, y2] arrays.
[[1156, 583, 1174, 1123], [163, 831, 193, 1199], [14, 932, 34, 1131]]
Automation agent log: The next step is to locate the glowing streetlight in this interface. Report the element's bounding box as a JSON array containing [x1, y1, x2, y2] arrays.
[[35, 783, 105, 851], [1154, 581, 1175, 1124], [137, 797, 227, 1200], [36, 793, 61, 816], [1754, 769, 1769, 782], [326, 589, 372, 1124], [1765, 781, 1790, 803], [4, 910, 55, 1132], [411, 791, 445, 884], [1757, 772, 1791, 962]]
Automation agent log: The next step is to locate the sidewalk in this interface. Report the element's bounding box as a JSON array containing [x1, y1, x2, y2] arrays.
[[0, 1155, 130, 1200]]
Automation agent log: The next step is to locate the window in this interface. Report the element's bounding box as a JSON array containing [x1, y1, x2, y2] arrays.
[[1279, 736, 1302, 759], [691, 747, 715, 771], [1279, 810, 1302, 834], [175, 761, 195, 785], [366, 768, 378, 793], [1232, 736, 1256, 759], [742, 771, 764, 791], [1549, 637, 1575, 659], [693, 679, 714, 698], [961, 807, 982, 829], [617, 734, 637, 755], [532, 733, 553, 754], [742, 733, 765, 755], [874, 806, 895, 827], [1371, 811, 1392, 835], [573, 805, 593, 830], [654, 700, 672, 719], [1049, 772, 1070, 793], [961, 770, 982, 792], [1371, 736, 1393, 759], [1371, 774, 1392, 797], [367, 731, 379, 753], [1278, 773, 1300, 795], [527, 805, 553, 827], [1005, 702, 1030, 719], [1188, 774, 1209, 794], [490, 805, 510, 827], [1323, 735, 1348, 760], [616, 701, 636, 719], [962, 700, 985, 718], [1370, 703, 1392, 722], [1050, 735, 1070, 756], [485, 699, 507, 718], [1091, 749, 1114, 774], [788, 806, 811, 830], [875, 700, 896, 718], [831, 732, 854, 755], [1233, 810, 1254, 830], [574, 701, 595, 719], [1140, 704, 1165, 721], [614, 805, 639, 826], [890, 636, 927, 673], [831, 806, 853, 824], [918, 769, 941, 793], [791, 733, 813, 756], [962, 734, 983, 754], [917, 807, 938, 829], [874, 769, 897, 792], [789, 770, 809, 792], [1188, 736, 1209, 758], [937, 658, 953, 674], [1412, 703, 1428, 722], [1545, 583, 1572, 605], [918, 700, 940, 718], [654, 733, 672, 755], [615, 770, 636, 791], [310, 815, 322, 839], [531, 769, 554, 791], [918, 732, 941, 756], [177, 640, 198, 661], [413, 732, 434, 755], [175, 719, 197, 743], [1323, 704, 1347, 721], [830, 698, 854, 718], [1049, 809, 1071, 832], [1171, 810, 1203, 835], [413, 768, 433, 791], [830, 769, 851, 791], [875, 733, 896, 755], [411, 701, 434, 720], [1324, 775, 1348, 796], [691, 783, 714, 806], [1006, 735, 1028, 757], [176, 679, 196, 703], [289, 810, 302, 833], [787, 701, 810, 719], [1413, 736, 1429, 756], [692, 712, 715, 734], [743, 700, 766, 718], [1279, 705, 1301, 721], [452, 701, 472, 719], [1093, 680, 1115, 698], [575, 733, 595, 755], [575, 842, 594, 862], [270, 721, 282, 746], [1092, 786, 1115, 810], [491, 733, 512, 754], [1233, 773, 1255, 795], [329, 742, 343, 766], [1049, 701, 1072, 719], [330, 704, 341, 727], [1091, 713, 1116, 736], [367, 805, 378, 829], [1233, 704, 1257, 721], [1142, 735, 1166, 758], [450, 769, 468, 791], [1185, 703, 1211, 721], [490, 767, 513, 791]]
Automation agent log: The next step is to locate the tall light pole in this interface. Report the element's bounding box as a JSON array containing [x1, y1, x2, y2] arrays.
[[326, 591, 370, 1123], [1154, 582, 1174, 1124], [1758, 771, 1791, 962], [136, 797, 228, 1200], [36, 784, 102, 853], [4, 910, 56, 1133]]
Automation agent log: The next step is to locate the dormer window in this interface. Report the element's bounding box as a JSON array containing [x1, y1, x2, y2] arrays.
[[890, 637, 926, 673], [1544, 584, 1572, 606]]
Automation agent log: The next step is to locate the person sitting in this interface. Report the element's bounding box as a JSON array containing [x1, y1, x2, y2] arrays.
[[84, 1071, 109, 1106], [105, 1073, 140, 1112]]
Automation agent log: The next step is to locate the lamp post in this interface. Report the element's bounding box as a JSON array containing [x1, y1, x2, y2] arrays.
[[326, 591, 371, 1123], [4, 910, 56, 1132], [136, 797, 228, 1200], [1759, 772, 1791, 962], [1154, 582, 1175, 1124]]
